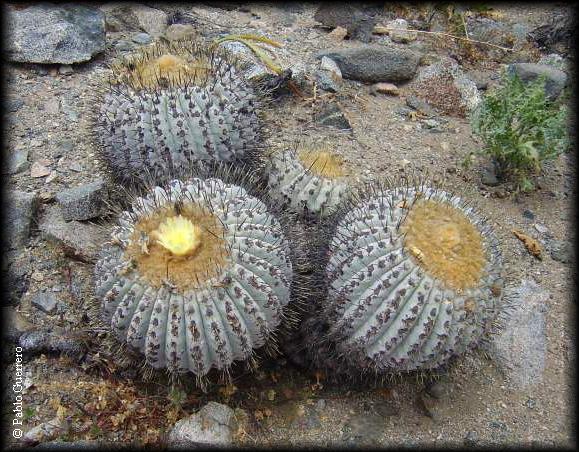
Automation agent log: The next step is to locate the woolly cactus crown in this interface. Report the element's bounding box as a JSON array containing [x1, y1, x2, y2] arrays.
[[91, 40, 264, 185], [301, 182, 504, 376], [266, 140, 352, 218], [94, 177, 293, 384]]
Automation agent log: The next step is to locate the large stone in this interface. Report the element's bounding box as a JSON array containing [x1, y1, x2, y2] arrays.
[[506, 63, 568, 100], [168, 402, 240, 448], [415, 57, 482, 114], [31, 292, 59, 314], [314, 4, 378, 43], [465, 16, 516, 48], [39, 205, 108, 263], [316, 46, 420, 83], [489, 279, 548, 389], [99, 2, 168, 37], [5, 190, 38, 250], [55, 179, 109, 221], [5, 4, 105, 64], [315, 57, 342, 93]]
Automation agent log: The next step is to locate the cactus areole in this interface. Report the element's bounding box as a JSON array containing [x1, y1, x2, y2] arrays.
[[94, 178, 293, 378], [324, 186, 503, 373]]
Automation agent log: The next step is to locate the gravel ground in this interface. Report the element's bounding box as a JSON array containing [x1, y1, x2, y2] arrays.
[[3, 2, 575, 449]]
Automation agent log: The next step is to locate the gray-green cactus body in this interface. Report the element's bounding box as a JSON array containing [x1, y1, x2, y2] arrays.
[[94, 177, 292, 377], [322, 186, 503, 373], [266, 147, 350, 217], [93, 42, 262, 183]]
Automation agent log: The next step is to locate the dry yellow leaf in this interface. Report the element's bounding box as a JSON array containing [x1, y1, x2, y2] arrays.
[[513, 229, 542, 259]]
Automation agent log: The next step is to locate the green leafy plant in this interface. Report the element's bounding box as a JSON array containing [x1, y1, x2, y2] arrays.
[[471, 72, 570, 191]]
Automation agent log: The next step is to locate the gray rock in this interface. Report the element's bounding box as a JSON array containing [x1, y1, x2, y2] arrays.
[[522, 209, 535, 220], [506, 63, 568, 100], [466, 16, 516, 48], [132, 32, 152, 45], [423, 119, 440, 129], [550, 240, 574, 264], [18, 328, 86, 359], [6, 4, 105, 64], [31, 292, 59, 314], [99, 3, 167, 37], [386, 18, 418, 43], [314, 4, 377, 43], [168, 402, 239, 448], [415, 57, 482, 113], [5, 190, 38, 250], [466, 69, 492, 90], [58, 139, 74, 154], [464, 430, 478, 446], [39, 205, 108, 263], [316, 45, 420, 83], [219, 40, 269, 80], [315, 57, 342, 93], [56, 179, 108, 221], [490, 279, 548, 389], [4, 148, 30, 175], [164, 24, 197, 42], [7, 99, 24, 112], [406, 95, 437, 117], [481, 163, 500, 186], [315, 103, 351, 130]]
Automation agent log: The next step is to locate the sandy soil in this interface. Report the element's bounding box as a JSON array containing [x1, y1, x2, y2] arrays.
[[3, 2, 575, 449]]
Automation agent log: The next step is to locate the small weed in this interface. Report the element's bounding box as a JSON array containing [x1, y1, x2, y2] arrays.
[[471, 71, 570, 191]]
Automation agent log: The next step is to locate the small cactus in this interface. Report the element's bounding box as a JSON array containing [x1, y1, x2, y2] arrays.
[[94, 177, 293, 385], [90, 40, 265, 184], [300, 183, 504, 375], [265, 142, 351, 218]]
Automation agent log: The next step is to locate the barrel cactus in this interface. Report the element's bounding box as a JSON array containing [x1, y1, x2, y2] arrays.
[[265, 142, 351, 218], [91, 39, 264, 184], [94, 177, 292, 384], [309, 184, 504, 375]]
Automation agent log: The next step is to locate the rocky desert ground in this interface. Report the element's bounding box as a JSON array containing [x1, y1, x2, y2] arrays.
[[3, 2, 576, 449]]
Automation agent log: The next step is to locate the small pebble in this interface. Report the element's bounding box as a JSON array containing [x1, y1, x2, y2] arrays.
[[522, 209, 535, 220]]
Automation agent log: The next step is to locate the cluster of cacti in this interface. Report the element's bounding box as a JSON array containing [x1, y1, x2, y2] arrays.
[[296, 183, 505, 376], [265, 142, 351, 218], [87, 35, 508, 388], [94, 177, 292, 382], [90, 39, 264, 184]]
